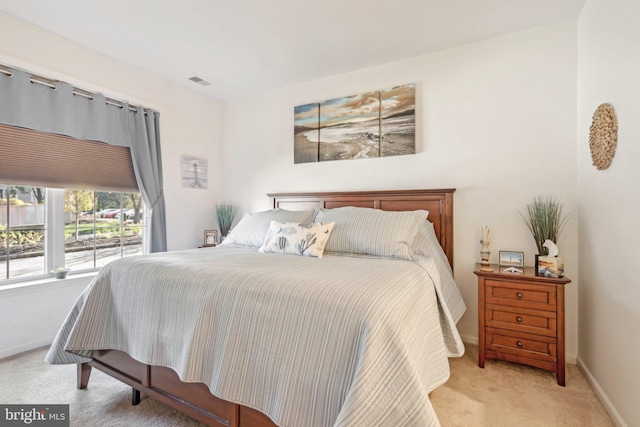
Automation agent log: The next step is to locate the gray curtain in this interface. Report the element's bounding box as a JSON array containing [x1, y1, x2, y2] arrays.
[[0, 65, 167, 252], [127, 109, 167, 253]]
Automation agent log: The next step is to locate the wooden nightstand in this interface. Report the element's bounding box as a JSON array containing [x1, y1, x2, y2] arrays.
[[474, 263, 571, 386]]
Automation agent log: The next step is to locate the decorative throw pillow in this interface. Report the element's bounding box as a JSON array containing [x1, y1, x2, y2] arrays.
[[259, 221, 335, 257], [221, 209, 316, 247], [314, 206, 428, 260]]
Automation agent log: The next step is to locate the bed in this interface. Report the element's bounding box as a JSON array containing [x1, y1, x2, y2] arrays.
[[46, 189, 465, 427]]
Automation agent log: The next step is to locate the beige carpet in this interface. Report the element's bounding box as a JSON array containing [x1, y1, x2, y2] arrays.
[[430, 345, 613, 427], [0, 345, 613, 426]]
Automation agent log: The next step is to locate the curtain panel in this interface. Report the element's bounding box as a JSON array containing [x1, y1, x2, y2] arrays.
[[128, 109, 167, 253], [0, 65, 167, 252]]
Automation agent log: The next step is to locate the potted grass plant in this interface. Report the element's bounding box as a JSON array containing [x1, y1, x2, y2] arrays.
[[521, 196, 571, 277], [214, 203, 235, 242], [521, 196, 570, 255]]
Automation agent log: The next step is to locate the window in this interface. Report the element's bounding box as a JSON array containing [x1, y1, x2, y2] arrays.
[[0, 185, 45, 280], [1, 184, 144, 283], [0, 122, 145, 284]]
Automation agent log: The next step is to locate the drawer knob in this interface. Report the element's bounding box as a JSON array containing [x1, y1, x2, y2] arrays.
[[516, 292, 523, 299], [516, 316, 523, 323], [517, 341, 523, 348]]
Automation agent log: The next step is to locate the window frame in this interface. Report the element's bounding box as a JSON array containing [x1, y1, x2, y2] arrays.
[[1, 185, 148, 285]]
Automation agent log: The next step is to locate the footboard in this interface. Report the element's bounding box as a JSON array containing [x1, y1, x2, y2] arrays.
[[78, 350, 277, 427]]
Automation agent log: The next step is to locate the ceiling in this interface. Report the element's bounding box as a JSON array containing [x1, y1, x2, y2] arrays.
[[0, 0, 585, 100]]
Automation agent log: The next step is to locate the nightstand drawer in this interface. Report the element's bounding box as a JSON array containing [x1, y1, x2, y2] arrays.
[[486, 327, 557, 363], [485, 279, 556, 311], [486, 304, 556, 337]]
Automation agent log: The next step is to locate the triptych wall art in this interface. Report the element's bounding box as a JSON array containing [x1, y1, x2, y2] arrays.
[[294, 83, 416, 164]]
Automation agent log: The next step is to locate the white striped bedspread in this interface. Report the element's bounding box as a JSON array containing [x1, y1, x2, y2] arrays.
[[46, 245, 466, 427]]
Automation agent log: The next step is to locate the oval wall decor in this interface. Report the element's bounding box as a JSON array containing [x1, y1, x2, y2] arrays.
[[588, 103, 618, 170]]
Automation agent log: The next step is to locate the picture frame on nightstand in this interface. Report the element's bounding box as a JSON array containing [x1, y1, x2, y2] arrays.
[[499, 250, 524, 267], [203, 230, 218, 247]]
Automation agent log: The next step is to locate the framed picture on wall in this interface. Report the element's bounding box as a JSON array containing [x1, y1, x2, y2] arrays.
[[203, 230, 218, 247]]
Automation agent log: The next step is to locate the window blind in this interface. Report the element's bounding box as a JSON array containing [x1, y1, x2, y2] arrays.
[[0, 123, 138, 192]]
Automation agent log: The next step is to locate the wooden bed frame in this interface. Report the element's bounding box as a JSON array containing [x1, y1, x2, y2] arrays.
[[77, 189, 455, 427]]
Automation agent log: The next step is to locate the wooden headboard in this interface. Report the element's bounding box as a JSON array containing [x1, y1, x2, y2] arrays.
[[268, 189, 455, 268]]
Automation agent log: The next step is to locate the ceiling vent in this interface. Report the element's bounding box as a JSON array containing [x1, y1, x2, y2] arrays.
[[188, 76, 211, 87]]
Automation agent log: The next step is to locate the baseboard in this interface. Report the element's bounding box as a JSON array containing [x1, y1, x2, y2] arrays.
[[577, 357, 628, 427], [460, 333, 478, 346], [0, 337, 52, 360]]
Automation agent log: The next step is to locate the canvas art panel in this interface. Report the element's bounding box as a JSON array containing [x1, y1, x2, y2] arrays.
[[293, 103, 319, 164], [381, 83, 416, 157], [293, 83, 416, 164], [181, 155, 208, 189], [319, 91, 380, 161]]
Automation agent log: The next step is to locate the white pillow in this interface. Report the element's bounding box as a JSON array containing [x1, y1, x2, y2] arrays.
[[259, 221, 335, 257], [221, 209, 316, 247], [314, 206, 428, 260]]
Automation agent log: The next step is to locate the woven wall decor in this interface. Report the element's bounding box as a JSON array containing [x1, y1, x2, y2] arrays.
[[588, 103, 618, 170]]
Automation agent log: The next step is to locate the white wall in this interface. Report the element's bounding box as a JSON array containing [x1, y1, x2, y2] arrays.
[[0, 12, 223, 357], [222, 21, 579, 358], [577, 1, 640, 425], [0, 276, 93, 359]]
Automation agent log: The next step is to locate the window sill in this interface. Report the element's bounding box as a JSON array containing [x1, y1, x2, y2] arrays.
[[0, 272, 97, 296]]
